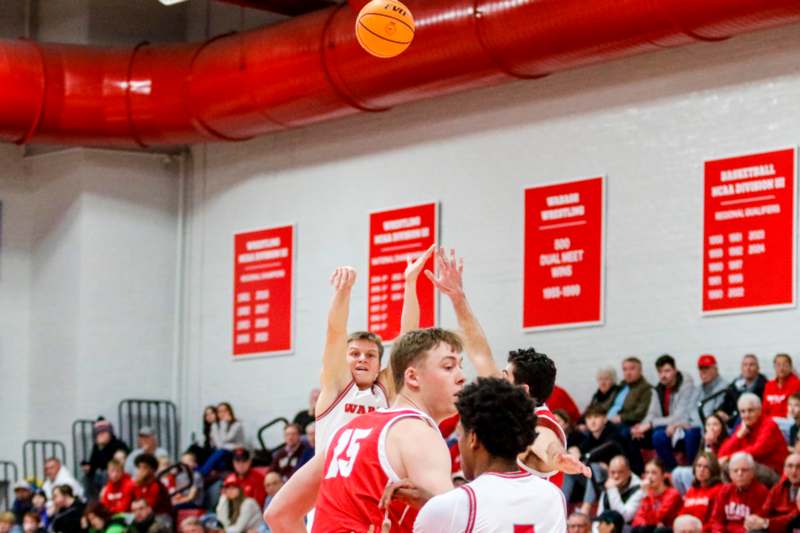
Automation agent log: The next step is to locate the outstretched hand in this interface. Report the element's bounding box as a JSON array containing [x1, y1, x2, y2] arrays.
[[405, 243, 436, 281], [379, 479, 432, 510], [330, 266, 357, 291], [555, 453, 592, 478], [424, 247, 464, 299]]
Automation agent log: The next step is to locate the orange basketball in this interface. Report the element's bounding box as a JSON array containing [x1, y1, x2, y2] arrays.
[[355, 0, 415, 59]]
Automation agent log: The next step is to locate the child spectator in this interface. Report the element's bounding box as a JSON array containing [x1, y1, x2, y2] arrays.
[[100, 460, 135, 514], [631, 458, 683, 532], [216, 475, 261, 533], [29, 491, 48, 530], [132, 454, 172, 518], [678, 451, 722, 525], [21, 512, 44, 533], [0, 513, 17, 533]]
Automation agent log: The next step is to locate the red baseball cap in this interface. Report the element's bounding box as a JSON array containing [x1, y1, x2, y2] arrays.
[[697, 354, 717, 368], [222, 474, 241, 488]]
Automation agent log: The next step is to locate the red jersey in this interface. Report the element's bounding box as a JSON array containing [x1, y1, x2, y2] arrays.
[[632, 487, 683, 528], [679, 484, 722, 525], [313, 408, 438, 533], [710, 481, 769, 533], [763, 374, 800, 418], [133, 478, 172, 515], [101, 475, 136, 513], [517, 404, 567, 487], [236, 469, 266, 505]]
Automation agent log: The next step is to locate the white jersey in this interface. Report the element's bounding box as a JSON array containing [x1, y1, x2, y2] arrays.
[[315, 379, 388, 454], [414, 469, 566, 533]]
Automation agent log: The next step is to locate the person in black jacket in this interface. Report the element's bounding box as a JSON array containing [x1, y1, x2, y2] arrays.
[[51, 485, 85, 533], [715, 354, 768, 427], [84, 418, 129, 498]]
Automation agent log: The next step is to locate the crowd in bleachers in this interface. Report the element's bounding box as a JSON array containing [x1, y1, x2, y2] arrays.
[[557, 352, 800, 533], [3, 398, 319, 533]]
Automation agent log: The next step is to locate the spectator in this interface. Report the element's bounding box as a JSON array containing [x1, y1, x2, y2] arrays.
[[231, 448, 266, 506], [671, 413, 728, 494], [0, 513, 17, 533], [717, 354, 767, 426], [632, 354, 696, 471], [42, 458, 84, 501], [785, 491, 800, 532], [112, 449, 127, 468], [554, 409, 587, 452], [99, 460, 135, 514], [744, 452, 800, 532], [608, 357, 652, 430], [270, 424, 307, 481], [188, 406, 218, 467], [200, 402, 245, 477], [11, 481, 33, 524], [171, 452, 204, 510], [51, 485, 85, 533], [21, 512, 44, 533], [684, 355, 728, 464], [132, 454, 172, 518], [584, 367, 621, 419], [789, 392, 800, 450], [549, 384, 581, 424], [718, 393, 786, 486], [292, 388, 320, 434], [631, 458, 683, 532], [82, 502, 127, 533], [179, 516, 206, 533], [763, 353, 800, 419], [86, 418, 130, 492], [567, 511, 592, 533], [216, 474, 261, 533], [260, 472, 284, 533], [677, 451, 723, 523], [29, 491, 48, 530], [594, 510, 625, 533], [564, 406, 637, 505], [589, 455, 644, 530], [296, 423, 315, 469], [125, 427, 168, 477], [709, 452, 768, 533], [129, 498, 170, 533], [672, 515, 703, 533]]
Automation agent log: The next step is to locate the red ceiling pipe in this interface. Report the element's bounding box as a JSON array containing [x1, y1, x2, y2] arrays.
[[0, 0, 798, 148]]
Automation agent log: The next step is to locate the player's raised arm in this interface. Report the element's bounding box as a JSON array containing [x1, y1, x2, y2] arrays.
[[320, 266, 357, 392], [425, 248, 499, 378], [399, 243, 436, 335]]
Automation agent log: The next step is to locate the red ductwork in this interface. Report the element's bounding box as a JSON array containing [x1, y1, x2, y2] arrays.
[[1, 0, 799, 148]]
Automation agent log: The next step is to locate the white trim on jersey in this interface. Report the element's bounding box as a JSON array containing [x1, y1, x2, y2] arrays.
[[377, 408, 437, 482]]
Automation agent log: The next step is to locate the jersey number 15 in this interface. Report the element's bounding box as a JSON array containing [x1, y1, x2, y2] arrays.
[[325, 428, 373, 479]]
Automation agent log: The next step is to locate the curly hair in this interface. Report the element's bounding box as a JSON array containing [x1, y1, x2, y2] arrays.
[[507, 347, 556, 406], [456, 377, 537, 460]]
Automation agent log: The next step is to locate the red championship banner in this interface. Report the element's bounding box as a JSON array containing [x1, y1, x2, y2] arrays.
[[368, 203, 438, 342], [523, 177, 605, 330], [232, 225, 294, 357], [702, 148, 797, 314]]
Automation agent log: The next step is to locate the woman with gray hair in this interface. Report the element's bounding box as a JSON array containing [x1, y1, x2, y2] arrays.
[[583, 366, 620, 420]]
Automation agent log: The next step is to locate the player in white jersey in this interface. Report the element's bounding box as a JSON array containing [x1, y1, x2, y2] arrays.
[[266, 246, 435, 533], [382, 377, 566, 533]]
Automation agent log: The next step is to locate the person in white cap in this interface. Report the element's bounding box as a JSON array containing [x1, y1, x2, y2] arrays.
[[125, 427, 167, 476]]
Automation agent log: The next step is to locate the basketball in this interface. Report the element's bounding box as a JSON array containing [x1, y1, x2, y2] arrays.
[[355, 0, 415, 59]]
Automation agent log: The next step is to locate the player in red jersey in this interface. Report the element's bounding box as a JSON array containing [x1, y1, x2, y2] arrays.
[[312, 327, 466, 532], [266, 247, 435, 533], [426, 248, 590, 486]]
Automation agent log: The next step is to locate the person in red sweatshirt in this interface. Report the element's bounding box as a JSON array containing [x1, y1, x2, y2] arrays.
[[744, 452, 800, 532], [99, 460, 136, 513], [679, 451, 723, 527], [132, 453, 172, 518], [548, 384, 581, 424], [718, 392, 787, 485], [763, 353, 800, 418], [631, 458, 682, 532], [710, 452, 769, 533]]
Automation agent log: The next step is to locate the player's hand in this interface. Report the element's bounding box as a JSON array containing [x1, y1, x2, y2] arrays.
[[379, 479, 432, 510], [424, 247, 464, 300], [555, 453, 592, 478], [330, 266, 357, 291], [405, 244, 436, 282]]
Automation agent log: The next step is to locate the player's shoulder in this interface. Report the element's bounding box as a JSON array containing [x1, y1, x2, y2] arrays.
[[414, 487, 469, 532]]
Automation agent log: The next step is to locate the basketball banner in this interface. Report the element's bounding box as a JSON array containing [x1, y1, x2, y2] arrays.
[[523, 177, 605, 330], [702, 148, 797, 314], [368, 203, 438, 342], [232, 225, 294, 357]]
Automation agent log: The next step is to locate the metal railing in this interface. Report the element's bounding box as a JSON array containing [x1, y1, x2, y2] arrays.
[[0, 461, 18, 512], [23, 440, 66, 482], [71, 419, 95, 478], [118, 399, 179, 460], [256, 417, 289, 465], [157, 462, 194, 498], [697, 389, 728, 426]]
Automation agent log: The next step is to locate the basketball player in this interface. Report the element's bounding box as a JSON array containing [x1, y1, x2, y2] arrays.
[[312, 327, 466, 532], [266, 246, 435, 533], [425, 247, 590, 485], [386, 377, 567, 532]]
